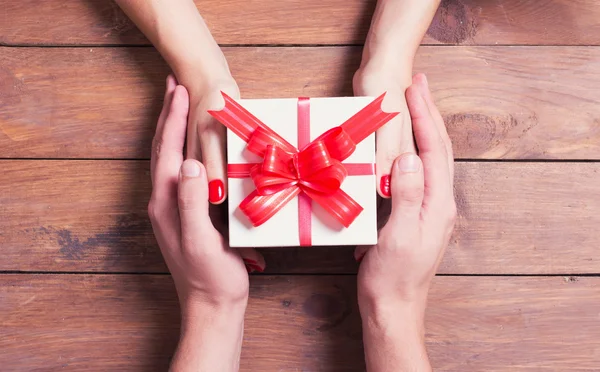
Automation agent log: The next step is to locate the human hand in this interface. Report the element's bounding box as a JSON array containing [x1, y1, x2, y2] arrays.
[[148, 76, 265, 371], [353, 65, 416, 199], [148, 75, 265, 311], [355, 73, 454, 371], [357, 73, 455, 313]]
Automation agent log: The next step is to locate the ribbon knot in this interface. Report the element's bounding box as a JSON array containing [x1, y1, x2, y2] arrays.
[[251, 138, 348, 198], [209, 92, 399, 231]]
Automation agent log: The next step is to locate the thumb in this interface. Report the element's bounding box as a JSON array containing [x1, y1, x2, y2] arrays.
[[178, 159, 215, 238], [389, 153, 424, 222]]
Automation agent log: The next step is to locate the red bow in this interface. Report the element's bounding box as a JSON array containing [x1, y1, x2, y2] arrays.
[[209, 93, 398, 229]]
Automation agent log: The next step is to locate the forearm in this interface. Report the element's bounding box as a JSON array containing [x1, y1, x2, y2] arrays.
[[360, 0, 440, 82], [171, 301, 246, 372], [115, 0, 231, 90], [361, 300, 431, 372]]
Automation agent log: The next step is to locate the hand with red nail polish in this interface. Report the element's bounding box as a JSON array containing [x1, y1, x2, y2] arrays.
[[116, 0, 237, 205], [352, 0, 439, 200], [187, 79, 239, 205], [148, 78, 265, 371], [355, 74, 456, 372], [354, 71, 414, 199]]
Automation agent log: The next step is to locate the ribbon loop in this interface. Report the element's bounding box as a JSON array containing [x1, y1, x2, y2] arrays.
[[313, 127, 356, 162], [247, 126, 297, 158]]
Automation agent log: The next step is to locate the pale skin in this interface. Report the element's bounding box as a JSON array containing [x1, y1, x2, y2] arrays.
[[120, 0, 453, 370], [149, 73, 455, 371], [115, 0, 440, 202]]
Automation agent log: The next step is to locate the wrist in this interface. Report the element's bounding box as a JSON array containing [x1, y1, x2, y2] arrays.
[[360, 299, 431, 371], [360, 297, 426, 332], [173, 300, 246, 372], [181, 294, 247, 327], [359, 39, 416, 81], [353, 61, 412, 98], [354, 49, 413, 97], [171, 54, 236, 96]]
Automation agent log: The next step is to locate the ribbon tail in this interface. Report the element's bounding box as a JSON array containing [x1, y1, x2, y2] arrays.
[[340, 92, 400, 144], [239, 187, 301, 227], [305, 189, 363, 228], [208, 92, 295, 153]]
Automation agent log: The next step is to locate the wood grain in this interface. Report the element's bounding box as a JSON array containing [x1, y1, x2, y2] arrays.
[[1, 160, 598, 274], [1, 274, 599, 371], [2, 46, 600, 159], [1, 0, 600, 46]]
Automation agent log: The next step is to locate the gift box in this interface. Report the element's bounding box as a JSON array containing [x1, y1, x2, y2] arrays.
[[209, 93, 398, 247]]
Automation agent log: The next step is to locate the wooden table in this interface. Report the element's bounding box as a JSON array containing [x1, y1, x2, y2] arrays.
[[2, 1, 600, 370]]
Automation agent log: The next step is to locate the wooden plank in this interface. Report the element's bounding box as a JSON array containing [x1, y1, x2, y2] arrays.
[[1, 160, 598, 274], [1, 275, 598, 371], [2, 0, 600, 46], [1, 46, 600, 160]]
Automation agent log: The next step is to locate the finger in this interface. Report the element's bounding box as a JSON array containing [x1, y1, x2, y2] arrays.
[[151, 75, 178, 184], [238, 248, 266, 273], [388, 153, 424, 224], [153, 85, 190, 203], [354, 245, 370, 263], [376, 96, 416, 198], [405, 82, 451, 207], [198, 114, 228, 205], [414, 73, 455, 184], [178, 159, 219, 247]]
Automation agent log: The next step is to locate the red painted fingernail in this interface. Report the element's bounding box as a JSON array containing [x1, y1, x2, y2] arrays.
[[250, 264, 264, 273], [208, 179, 225, 203], [356, 252, 366, 263], [245, 264, 264, 273], [380, 175, 391, 197], [243, 259, 264, 273]]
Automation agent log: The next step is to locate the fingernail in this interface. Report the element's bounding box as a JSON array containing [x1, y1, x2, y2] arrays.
[[251, 264, 264, 273], [422, 73, 429, 88], [244, 261, 264, 273], [181, 161, 200, 177], [208, 179, 224, 203], [398, 154, 420, 173], [243, 258, 265, 273], [380, 175, 391, 197], [356, 252, 366, 263]]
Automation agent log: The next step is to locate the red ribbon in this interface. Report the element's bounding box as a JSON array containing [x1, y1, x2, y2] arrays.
[[209, 92, 398, 245]]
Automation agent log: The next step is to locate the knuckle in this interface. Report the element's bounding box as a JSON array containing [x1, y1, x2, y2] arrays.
[[151, 136, 162, 158], [382, 150, 403, 167], [200, 155, 222, 174], [438, 136, 449, 155], [147, 199, 161, 222], [177, 190, 199, 211], [400, 183, 424, 204], [198, 120, 224, 137], [444, 135, 454, 158], [446, 201, 458, 224]]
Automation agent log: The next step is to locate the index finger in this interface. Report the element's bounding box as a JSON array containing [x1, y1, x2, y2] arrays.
[[151, 84, 190, 204], [151, 75, 177, 185]]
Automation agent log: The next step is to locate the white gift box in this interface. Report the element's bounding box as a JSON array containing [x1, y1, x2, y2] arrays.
[[226, 97, 380, 247]]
